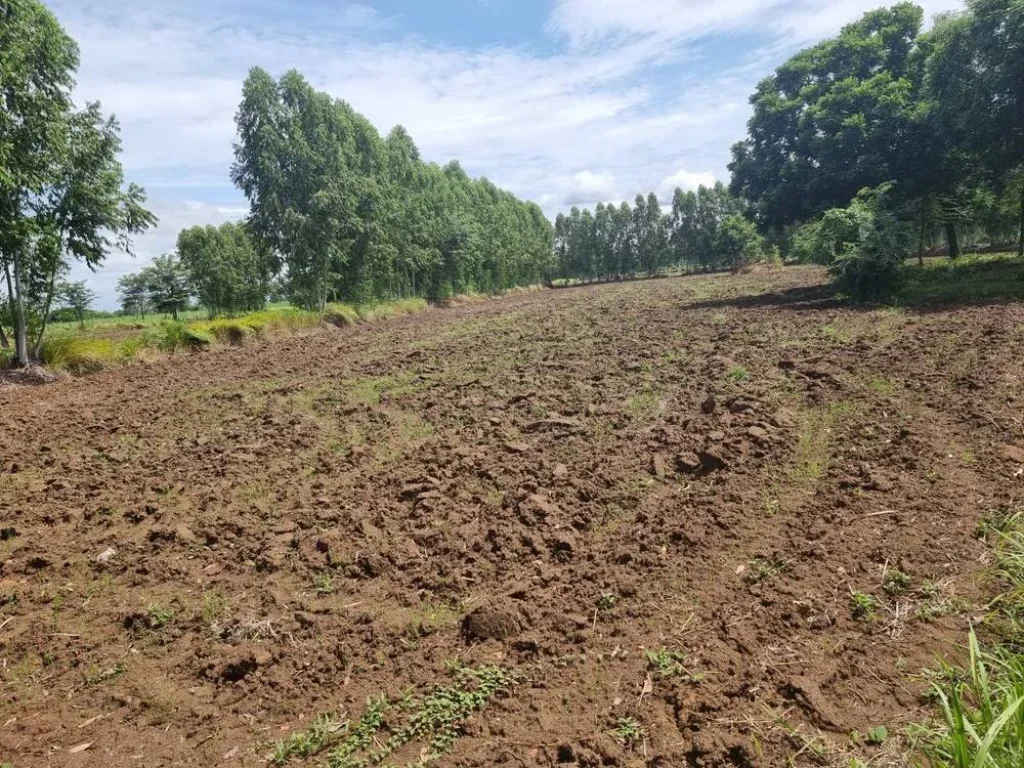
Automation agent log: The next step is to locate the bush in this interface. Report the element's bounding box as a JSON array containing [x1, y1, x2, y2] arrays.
[[827, 185, 911, 299], [323, 303, 360, 327]]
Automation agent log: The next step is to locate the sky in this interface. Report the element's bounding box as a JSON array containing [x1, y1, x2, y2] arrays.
[[47, 0, 964, 308]]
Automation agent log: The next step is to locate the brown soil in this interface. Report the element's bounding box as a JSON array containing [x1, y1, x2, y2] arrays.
[[2, 267, 1023, 767]]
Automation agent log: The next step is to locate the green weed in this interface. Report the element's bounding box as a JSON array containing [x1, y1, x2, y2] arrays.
[[883, 568, 913, 596], [850, 592, 879, 622], [610, 716, 644, 747]]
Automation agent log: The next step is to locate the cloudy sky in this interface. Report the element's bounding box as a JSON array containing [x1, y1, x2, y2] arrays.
[[47, 0, 963, 307]]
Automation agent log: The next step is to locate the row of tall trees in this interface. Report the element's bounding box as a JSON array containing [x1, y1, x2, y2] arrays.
[[729, 0, 1024, 292], [0, 0, 155, 365], [553, 184, 765, 281], [232, 68, 554, 310]]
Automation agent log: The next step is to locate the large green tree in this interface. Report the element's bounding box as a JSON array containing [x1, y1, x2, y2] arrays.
[[177, 222, 273, 317], [729, 4, 927, 230], [0, 0, 154, 365]]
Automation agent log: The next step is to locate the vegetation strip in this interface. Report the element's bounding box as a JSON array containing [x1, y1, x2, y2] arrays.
[[916, 511, 1024, 766], [269, 665, 517, 767], [36, 298, 429, 374]]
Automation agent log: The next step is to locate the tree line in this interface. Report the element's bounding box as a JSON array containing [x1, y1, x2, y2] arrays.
[[232, 68, 554, 310], [553, 184, 767, 282], [729, 0, 1024, 294]]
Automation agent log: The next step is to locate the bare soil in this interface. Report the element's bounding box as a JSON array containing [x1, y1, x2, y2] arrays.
[[2, 266, 1023, 767]]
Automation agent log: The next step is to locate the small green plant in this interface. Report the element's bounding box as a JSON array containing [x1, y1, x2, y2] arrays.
[[610, 716, 643, 747], [645, 648, 700, 681], [866, 725, 888, 745], [883, 568, 912, 596], [850, 592, 879, 622], [314, 571, 335, 595], [727, 365, 750, 382], [596, 592, 618, 612], [270, 665, 516, 767], [744, 556, 788, 584], [271, 712, 347, 766], [147, 604, 174, 628]]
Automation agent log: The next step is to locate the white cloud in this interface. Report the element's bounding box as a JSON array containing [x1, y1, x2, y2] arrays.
[[659, 168, 718, 199], [551, 0, 964, 47]]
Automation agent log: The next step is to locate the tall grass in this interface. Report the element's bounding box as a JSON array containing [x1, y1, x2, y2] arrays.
[[919, 515, 1024, 767], [39, 298, 429, 374]]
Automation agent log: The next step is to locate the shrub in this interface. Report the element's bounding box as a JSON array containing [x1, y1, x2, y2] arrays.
[[714, 214, 764, 271], [826, 184, 912, 299]]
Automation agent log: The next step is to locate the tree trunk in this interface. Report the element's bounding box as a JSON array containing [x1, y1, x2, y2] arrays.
[[1, 258, 12, 353], [1018, 179, 1024, 258], [11, 249, 28, 366], [32, 267, 60, 360], [944, 222, 961, 259], [918, 203, 927, 266]]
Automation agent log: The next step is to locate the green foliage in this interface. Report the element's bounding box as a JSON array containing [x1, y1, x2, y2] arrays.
[[148, 322, 213, 354], [883, 568, 913, 596], [730, 4, 927, 227], [921, 632, 1024, 768], [900, 252, 1024, 306], [55, 280, 96, 329], [40, 332, 119, 373], [232, 68, 553, 309], [850, 591, 879, 622], [611, 717, 644, 747], [0, 0, 154, 365], [714, 214, 764, 270], [177, 222, 273, 317], [827, 185, 912, 298], [140, 254, 191, 320], [270, 665, 516, 767], [117, 272, 150, 317]]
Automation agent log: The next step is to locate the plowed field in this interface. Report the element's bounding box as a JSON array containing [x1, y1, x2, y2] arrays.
[[3, 266, 1024, 767]]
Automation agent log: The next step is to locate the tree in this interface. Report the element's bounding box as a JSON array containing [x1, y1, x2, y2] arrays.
[[56, 280, 95, 329], [117, 272, 149, 317], [729, 5, 927, 230], [177, 222, 272, 317], [143, 255, 190, 320], [0, 0, 155, 366], [714, 215, 764, 271]]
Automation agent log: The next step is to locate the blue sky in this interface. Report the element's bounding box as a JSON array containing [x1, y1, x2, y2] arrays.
[[47, 0, 963, 308]]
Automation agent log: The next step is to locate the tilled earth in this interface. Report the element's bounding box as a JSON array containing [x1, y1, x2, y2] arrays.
[[2, 267, 1024, 767]]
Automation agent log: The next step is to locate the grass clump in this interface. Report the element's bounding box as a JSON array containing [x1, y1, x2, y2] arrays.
[[883, 568, 913, 596], [40, 333, 119, 373], [610, 716, 644, 747], [915, 514, 1024, 767], [148, 322, 213, 354]]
